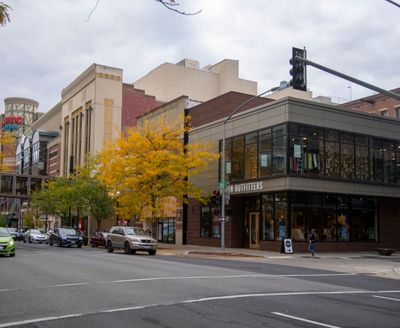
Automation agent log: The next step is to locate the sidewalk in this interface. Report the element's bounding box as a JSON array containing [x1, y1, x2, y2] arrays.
[[157, 243, 400, 280]]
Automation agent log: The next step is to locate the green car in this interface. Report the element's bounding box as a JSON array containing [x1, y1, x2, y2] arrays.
[[0, 227, 16, 257]]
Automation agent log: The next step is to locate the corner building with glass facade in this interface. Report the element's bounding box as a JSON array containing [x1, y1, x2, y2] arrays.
[[188, 97, 400, 252]]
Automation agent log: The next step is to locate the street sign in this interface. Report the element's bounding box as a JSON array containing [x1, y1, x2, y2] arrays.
[[218, 181, 227, 190]]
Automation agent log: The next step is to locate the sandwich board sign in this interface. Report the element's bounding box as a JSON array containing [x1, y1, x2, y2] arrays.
[[283, 238, 293, 254]]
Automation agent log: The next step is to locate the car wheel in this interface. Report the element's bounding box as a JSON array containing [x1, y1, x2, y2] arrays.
[[106, 241, 113, 253], [23, 238, 26, 243], [49, 239, 53, 246], [77, 244, 82, 248], [91, 243, 95, 247], [148, 250, 156, 256], [123, 242, 132, 254], [29, 237, 32, 243], [9, 253, 15, 257], [58, 239, 62, 247]]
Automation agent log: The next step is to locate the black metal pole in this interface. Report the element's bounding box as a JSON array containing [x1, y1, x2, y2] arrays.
[[296, 56, 400, 102]]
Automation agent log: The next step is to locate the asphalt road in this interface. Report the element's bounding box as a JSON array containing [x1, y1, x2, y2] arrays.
[[0, 242, 399, 328]]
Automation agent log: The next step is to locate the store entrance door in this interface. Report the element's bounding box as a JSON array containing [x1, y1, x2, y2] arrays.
[[249, 212, 260, 249]]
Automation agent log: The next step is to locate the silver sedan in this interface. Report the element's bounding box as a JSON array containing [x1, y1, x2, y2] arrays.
[[23, 229, 48, 244]]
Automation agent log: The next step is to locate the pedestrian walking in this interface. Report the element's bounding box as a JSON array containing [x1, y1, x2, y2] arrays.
[[308, 229, 316, 257]]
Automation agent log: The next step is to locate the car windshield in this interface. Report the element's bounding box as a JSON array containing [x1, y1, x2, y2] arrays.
[[125, 227, 146, 236], [30, 229, 41, 234], [59, 228, 77, 236], [0, 228, 11, 237]]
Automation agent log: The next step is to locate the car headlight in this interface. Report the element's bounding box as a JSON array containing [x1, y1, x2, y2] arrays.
[[9, 239, 14, 246]]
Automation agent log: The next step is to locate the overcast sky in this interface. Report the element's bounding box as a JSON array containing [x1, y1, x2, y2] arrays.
[[1, 0, 399, 113]]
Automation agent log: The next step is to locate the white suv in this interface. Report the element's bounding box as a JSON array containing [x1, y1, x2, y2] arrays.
[[106, 226, 157, 255]]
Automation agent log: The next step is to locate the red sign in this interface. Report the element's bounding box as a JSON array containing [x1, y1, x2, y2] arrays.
[[2, 116, 23, 124]]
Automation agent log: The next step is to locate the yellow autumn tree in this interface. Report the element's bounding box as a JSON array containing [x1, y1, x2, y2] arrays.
[[96, 115, 218, 222]]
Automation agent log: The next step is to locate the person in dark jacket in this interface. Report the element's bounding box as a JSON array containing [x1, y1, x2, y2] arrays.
[[308, 229, 316, 257]]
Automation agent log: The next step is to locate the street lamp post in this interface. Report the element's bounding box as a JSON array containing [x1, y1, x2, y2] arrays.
[[220, 87, 279, 252]]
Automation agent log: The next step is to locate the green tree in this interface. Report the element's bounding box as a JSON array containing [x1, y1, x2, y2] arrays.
[[31, 162, 115, 231], [74, 162, 115, 231], [0, 213, 7, 227]]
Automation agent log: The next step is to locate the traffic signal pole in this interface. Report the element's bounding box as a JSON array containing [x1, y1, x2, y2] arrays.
[[295, 56, 400, 102]]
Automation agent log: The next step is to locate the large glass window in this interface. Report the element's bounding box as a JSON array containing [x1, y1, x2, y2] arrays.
[[0, 175, 13, 194], [200, 206, 211, 238], [200, 205, 220, 238], [325, 130, 340, 178], [157, 218, 175, 243], [289, 125, 323, 176], [244, 132, 258, 179], [340, 133, 355, 180], [274, 192, 287, 240], [371, 139, 384, 182], [383, 141, 396, 183], [355, 135, 369, 181], [290, 193, 307, 241], [16, 177, 28, 196], [231, 136, 244, 181], [261, 194, 274, 240], [272, 125, 286, 176], [258, 129, 272, 177], [221, 123, 400, 186]]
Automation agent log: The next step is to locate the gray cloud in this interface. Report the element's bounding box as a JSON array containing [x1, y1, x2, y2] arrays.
[[1, 0, 399, 112]]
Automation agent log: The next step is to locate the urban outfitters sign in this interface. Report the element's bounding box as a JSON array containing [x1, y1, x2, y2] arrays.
[[228, 181, 263, 193]]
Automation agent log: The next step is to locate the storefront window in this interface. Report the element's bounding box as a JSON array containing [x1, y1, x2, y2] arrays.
[[383, 141, 396, 183], [259, 128, 272, 177], [275, 192, 287, 240], [371, 139, 384, 182], [157, 218, 176, 243], [272, 125, 287, 176], [200, 206, 211, 238], [261, 194, 274, 241], [231, 136, 244, 181], [245, 132, 258, 179], [340, 134, 355, 180], [325, 130, 340, 178], [289, 125, 323, 177]]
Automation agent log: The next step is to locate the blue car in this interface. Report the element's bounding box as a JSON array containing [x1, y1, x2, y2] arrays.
[[48, 227, 83, 248]]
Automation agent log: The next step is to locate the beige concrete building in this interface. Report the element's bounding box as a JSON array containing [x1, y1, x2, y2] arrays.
[[61, 64, 123, 175], [133, 59, 258, 103]]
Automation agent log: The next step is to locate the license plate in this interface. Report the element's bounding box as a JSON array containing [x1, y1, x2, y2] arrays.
[[71, 241, 75, 244]]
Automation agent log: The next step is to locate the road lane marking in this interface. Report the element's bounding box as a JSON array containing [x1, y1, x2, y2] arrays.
[[272, 312, 341, 328], [0, 314, 82, 328], [0, 289, 17, 293], [0, 290, 399, 327], [50, 282, 91, 288], [372, 295, 400, 302], [111, 273, 356, 283]]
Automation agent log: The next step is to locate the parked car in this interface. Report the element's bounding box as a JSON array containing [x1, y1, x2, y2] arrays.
[[89, 231, 107, 248], [0, 227, 16, 257], [6, 228, 19, 241], [48, 227, 83, 248], [23, 229, 48, 244], [106, 226, 157, 255], [77, 231, 88, 246]]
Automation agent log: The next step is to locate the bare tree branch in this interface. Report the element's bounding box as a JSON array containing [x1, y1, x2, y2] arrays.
[[87, 0, 100, 22], [384, 0, 400, 8], [155, 0, 202, 15]]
